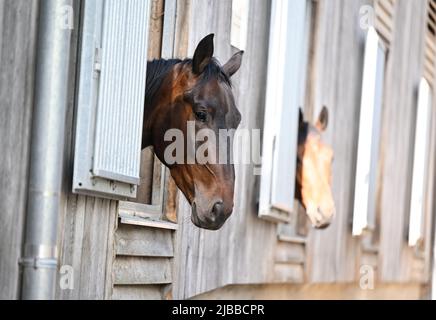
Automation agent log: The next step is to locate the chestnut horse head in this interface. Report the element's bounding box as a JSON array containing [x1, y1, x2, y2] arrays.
[[142, 34, 243, 230], [295, 107, 335, 229]]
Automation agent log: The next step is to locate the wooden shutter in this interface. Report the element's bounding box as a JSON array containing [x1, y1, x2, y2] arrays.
[[374, 0, 396, 48], [73, 0, 151, 199], [424, 0, 436, 84], [352, 27, 386, 236], [407, 0, 436, 247], [258, 0, 308, 223], [230, 0, 250, 51], [408, 79, 432, 246]]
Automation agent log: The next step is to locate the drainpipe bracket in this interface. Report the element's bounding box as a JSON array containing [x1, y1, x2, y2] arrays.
[[19, 257, 58, 270]]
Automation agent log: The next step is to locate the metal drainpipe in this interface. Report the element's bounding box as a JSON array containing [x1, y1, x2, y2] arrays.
[[21, 0, 72, 300]]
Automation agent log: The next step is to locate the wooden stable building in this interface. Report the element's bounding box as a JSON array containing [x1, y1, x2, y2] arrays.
[[1, 0, 436, 300]]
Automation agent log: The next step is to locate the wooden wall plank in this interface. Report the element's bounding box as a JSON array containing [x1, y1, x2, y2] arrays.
[[2, 0, 430, 301], [112, 285, 164, 300], [113, 257, 172, 285], [55, 1, 119, 299], [305, 0, 369, 283], [378, 0, 428, 282], [173, 0, 276, 299], [56, 196, 118, 300], [56, 0, 180, 300], [115, 224, 174, 257], [423, 81, 436, 283], [273, 264, 305, 283], [274, 242, 305, 264], [0, 0, 38, 299], [361, 252, 379, 268]]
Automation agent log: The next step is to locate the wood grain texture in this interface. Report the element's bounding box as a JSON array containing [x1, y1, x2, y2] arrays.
[[0, 0, 38, 299], [378, 0, 428, 282], [273, 264, 305, 283], [304, 0, 370, 283], [110, 220, 175, 298], [274, 242, 306, 264], [112, 285, 164, 300], [2, 0, 434, 301], [424, 81, 436, 283], [419, 0, 436, 284], [55, 0, 119, 299], [115, 224, 174, 257], [56, 196, 118, 300], [173, 0, 277, 299], [113, 256, 172, 285]]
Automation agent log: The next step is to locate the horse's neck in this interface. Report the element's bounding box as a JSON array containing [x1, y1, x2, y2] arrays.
[[142, 59, 182, 149]]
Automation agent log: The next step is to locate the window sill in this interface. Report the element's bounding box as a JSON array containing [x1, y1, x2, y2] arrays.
[[118, 201, 177, 230]]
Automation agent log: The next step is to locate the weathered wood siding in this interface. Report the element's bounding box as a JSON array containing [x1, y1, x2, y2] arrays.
[[55, 196, 118, 299], [304, 0, 370, 282], [174, 0, 435, 299], [0, 0, 38, 299], [112, 223, 174, 300], [54, 0, 119, 299], [55, 0, 177, 300], [378, 0, 429, 282], [1, 0, 434, 301], [291, 0, 433, 285], [173, 0, 276, 299]]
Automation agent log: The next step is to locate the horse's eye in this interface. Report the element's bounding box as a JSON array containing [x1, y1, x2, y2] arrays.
[[195, 111, 207, 122]]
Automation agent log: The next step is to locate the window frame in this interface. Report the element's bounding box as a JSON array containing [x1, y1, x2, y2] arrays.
[[408, 78, 433, 247], [118, 0, 180, 224], [258, 0, 310, 223], [72, 0, 152, 200], [352, 27, 386, 236]]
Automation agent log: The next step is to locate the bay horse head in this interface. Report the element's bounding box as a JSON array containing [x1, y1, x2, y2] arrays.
[[295, 107, 335, 229], [143, 34, 243, 230]]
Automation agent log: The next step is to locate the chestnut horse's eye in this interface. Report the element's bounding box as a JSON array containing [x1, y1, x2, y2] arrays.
[[195, 111, 207, 122]]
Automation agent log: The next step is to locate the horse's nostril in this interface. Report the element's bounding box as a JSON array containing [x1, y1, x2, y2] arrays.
[[212, 201, 224, 218], [313, 207, 333, 229], [316, 221, 331, 229]]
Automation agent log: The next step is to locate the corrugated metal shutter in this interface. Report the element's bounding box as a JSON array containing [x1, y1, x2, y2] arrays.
[[424, 0, 436, 84], [93, 0, 150, 185], [73, 0, 151, 199]]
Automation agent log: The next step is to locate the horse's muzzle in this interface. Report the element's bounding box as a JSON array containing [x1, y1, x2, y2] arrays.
[[191, 201, 229, 230], [312, 207, 334, 229]]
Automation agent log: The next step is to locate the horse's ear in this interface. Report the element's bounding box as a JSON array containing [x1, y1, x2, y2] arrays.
[[192, 34, 214, 75], [299, 108, 304, 128], [223, 51, 244, 77], [315, 106, 329, 131]]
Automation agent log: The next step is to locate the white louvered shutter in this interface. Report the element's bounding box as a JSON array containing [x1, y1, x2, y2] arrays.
[[73, 0, 151, 199], [352, 27, 386, 236]]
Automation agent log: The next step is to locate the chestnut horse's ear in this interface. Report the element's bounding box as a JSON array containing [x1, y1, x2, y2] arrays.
[[315, 106, 329, 131], [223, 51, 244, 77], [192, 34, 215, 75]]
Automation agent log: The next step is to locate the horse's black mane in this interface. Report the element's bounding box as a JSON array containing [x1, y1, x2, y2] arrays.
[[145, 58, 231, 102], [145, 59, 181, 102], [298, 122, 309, 145], [200, 58, 231, 86]]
